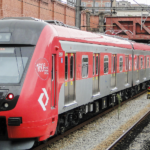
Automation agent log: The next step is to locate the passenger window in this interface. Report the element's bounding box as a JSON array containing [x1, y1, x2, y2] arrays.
[[65, 56, 68, 80], [141, 57, 143, 69], [93, 56, 95, 75], [125, 56, 129, 71], [119, 56, 123, 72], [96, 56, 98, 75], [70, 56, 74, 79], [104, 55, 108, 74], [147, 57, 149, 68], [82, 56, 88, 78]]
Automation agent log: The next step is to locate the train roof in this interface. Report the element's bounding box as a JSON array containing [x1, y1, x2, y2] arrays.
[[0, 19, 47, 45], [51, 25, 133, 50], [52, 25, 150, 51], [0, 18, 150, 51], [132, 42, 150, 51]]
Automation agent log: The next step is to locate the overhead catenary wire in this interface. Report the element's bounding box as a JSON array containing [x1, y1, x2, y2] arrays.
[[133, 0, 150, 12], [133, 0, 150, 30]]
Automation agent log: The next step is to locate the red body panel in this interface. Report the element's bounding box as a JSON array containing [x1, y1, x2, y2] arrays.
[[0, 25, 64, 141], [2, 23, 150, 143]]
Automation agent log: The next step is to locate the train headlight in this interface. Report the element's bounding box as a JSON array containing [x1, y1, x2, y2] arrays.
[[4, 103, 9, 108], [7, 93, 14, 100]]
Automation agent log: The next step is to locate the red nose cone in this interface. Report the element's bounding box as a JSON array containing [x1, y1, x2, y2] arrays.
[[7, 93, 14, 100], [148, 87, 150, 89]]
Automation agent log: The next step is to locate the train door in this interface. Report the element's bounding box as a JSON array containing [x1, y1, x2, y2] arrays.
[[65, 53, 75, 104], [111, 54, 116, 88], [125, 55, 129, 84], [92, 54, 99, 95], [51, 55, 56, 108]]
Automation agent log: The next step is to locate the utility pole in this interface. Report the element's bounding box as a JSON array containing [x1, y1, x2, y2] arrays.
[[111, 0, 114, 16], [75, 0, 81, 29], [93, 0, 96, 14]]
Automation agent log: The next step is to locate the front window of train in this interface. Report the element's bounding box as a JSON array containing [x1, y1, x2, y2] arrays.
[[0, 47, 33, 84]]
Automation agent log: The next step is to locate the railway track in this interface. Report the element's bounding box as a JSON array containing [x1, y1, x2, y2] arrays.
[[107, 106, 150, 150], [31, 90, 147, 150]]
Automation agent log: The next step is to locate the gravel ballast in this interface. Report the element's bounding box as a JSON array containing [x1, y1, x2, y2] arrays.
[[43, 94, 150, 150]]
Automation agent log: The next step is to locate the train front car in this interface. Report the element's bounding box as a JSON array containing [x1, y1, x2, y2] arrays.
[[0, 18, 58, 150]]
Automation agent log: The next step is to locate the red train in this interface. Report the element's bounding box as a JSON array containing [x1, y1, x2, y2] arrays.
[[0, 17, 150, 150]]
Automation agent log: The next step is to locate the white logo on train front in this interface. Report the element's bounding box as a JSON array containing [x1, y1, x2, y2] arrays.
[[38, 88, 49, 111], [35, 58, 49, 80], [59, 52, 63, 57]]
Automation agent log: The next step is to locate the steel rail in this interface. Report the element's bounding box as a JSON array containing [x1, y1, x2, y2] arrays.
[[31, 90, 147, 150], [107, 107, 150, 150]]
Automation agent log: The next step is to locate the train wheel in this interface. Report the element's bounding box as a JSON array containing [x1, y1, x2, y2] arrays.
[[72, 113, 79, 126], [134, 86, 138, 94], [60, 126, 65, 134]]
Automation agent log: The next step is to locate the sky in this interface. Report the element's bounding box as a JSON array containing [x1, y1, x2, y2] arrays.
[[61, 0, 67, 4], [118, 0, 150, 5]]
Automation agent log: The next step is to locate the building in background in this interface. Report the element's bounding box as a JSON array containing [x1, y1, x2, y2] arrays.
[[57, 0, 76, 7], [82, 0, 116, 33], [116, 0, 131, 7], [0, 0, 86, 30], [116, 0, 149, 16], [81, 0, 116, 13]]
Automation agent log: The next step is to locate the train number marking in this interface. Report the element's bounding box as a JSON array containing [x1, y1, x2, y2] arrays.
[[35, 58, 49, 80], [38, 88, 49, 111], [59, 52, 63, 57]]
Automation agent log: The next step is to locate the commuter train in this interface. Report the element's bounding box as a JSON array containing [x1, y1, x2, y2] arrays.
[[0, 17, 150, 150]]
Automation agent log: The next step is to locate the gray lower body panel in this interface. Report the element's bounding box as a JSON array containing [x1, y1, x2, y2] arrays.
[[58, 71, 132, 114], [133, 69, 150, 86]]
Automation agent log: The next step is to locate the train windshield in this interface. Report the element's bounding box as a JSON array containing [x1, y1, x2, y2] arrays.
[[0, 47, 33, 84]]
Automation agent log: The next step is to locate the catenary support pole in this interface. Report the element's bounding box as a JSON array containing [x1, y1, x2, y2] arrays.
[[111, 0, 114, 16], [75, 0, 81, 29], [93, 0, 96, 14]]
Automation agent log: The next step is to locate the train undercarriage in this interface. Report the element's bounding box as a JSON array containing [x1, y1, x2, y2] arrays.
[[57, 81, 150, 135]]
